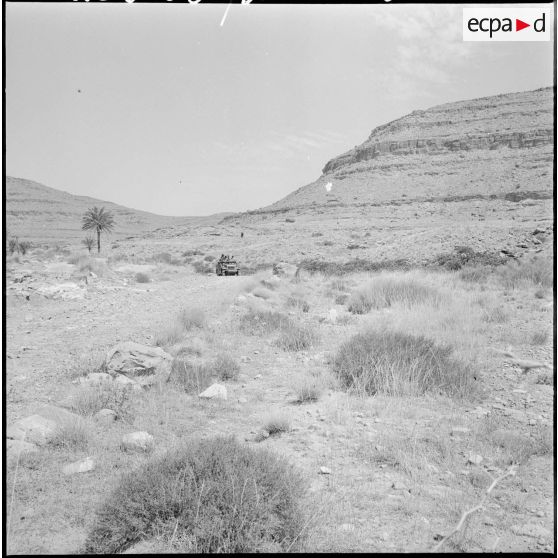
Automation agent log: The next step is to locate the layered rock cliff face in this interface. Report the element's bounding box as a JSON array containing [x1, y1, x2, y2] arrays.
[[267, 87, 553, 210]]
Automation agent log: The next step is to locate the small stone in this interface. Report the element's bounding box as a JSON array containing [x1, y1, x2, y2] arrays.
[[254, 430, 270, 442], [63, 457, 95, 475], [528, 418, 537, 426], [199, 383, 227, 400], [451, 427, 471, 436], [319, 466, 332, 475], [94, 409, 117, 424], [254, 374, 262, 379], [238, 397, 248, 404], [536, 511, 545, 518], [24, 314, 33, 322], [253, 350, 259, 355], [391, 481, 408, 491], [113, 374, 143, 391], [340, 523, 355, 532], [468, 454, 483, 465], [121, 431, 154, 452]]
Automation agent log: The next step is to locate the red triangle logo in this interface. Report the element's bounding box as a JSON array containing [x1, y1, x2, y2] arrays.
[[516, 19, 530, 31]]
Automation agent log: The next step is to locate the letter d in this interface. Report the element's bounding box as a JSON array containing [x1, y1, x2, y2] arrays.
[[534, 13, 545, 32]]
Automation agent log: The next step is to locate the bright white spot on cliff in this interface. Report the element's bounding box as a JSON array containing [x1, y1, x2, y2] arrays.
[[324, 182, 333, 192]]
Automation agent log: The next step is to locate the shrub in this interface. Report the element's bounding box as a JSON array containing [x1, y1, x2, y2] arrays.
[[178, 307, 206, 330], [182, 249, 204, 257], [71, 383, 135, 421], [240, 310, 293, 335], [48, 420, 91, 450], [276, 323, 318, 352], [347, 244, 364, 250], [335, 294, 349, 305], [536, 372, 553, 385], [347, 275, 442, 314], [150, 252, 173, 264], [18, 241, 31, 255], [293, 377, 322, 403], [135, 272, 150, 283], [8, 237, 19, 255], [311, 232, 323, 237], [434, 246, 506, 271], [459, 266, 492, 283], [286, 296, 310, 313], [285, 218, 295, 223], [488, 426, 553, 466], [260, 277, 280, 290], [332, 330, 476, 398], [482, 306, 508, 324], [322, 240, 334, 247], [204, 255, 216, 262], [192, 260, 213, 274], [83, 436, 307, 553], [530, 330, 549, 345], [496, 254, 553, 289], [210, 354, 240, 381], [262, 413, 291, 435], [298, 258, 410, 276], [170, 356, 213, 394]]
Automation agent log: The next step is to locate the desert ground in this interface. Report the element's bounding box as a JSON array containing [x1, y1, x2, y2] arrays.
[[5, 232, 554, 553]]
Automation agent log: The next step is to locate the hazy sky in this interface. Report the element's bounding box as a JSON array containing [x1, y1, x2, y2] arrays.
[[6, 3, 554, 216]]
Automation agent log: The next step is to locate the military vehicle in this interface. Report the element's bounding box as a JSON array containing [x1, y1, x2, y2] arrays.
[[216, 256, 239, 276]]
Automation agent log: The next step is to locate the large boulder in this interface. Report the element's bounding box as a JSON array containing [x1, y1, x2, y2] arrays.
[[199, 383, 227, 400], [106, 342, 173, 387], [7, 405, 83, 446], [272, 262, 298, 278], [121, 431, 154, 453]]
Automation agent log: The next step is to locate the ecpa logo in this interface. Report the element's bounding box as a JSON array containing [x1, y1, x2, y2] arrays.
[[463, 8, 551, 41]]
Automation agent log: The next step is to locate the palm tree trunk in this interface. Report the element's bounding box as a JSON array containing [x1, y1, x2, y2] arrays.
[[97, 229, 101, 253]]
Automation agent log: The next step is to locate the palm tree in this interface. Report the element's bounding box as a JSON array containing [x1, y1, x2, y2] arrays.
[[82, 235, 95, 254], [82, 207, 115, 253]]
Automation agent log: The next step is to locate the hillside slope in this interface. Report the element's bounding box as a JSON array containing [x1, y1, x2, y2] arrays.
[[5, 177, 222, 243], [267, 87, 553, 210]]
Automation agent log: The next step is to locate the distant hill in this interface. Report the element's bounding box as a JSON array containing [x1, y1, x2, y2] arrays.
[[262, 87, 553, 210], [5, 177, 225, 244]]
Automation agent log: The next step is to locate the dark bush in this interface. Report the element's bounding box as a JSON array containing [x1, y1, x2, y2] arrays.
[[298, 258, 411, 276], [434, 246, 507, 271], [83, 437, 307, 553]]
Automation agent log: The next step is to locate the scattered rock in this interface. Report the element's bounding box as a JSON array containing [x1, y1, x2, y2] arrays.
[[121, 431, 154, 452], [254, 430, 270, 442], [468, 454, 483, 465], [79, 372, 113, 386], [319, 466, 332, 475], [36, 283, 86, 300], [7, 414, 58, 445], [63, 457, 96, 475], [94, 409, 117, 424], [198, 383, 227, 400], [391, 481, 409, 491], [106, 341, 173, 387], [113, 374, 143, 391], [327, 309, 338, 324]]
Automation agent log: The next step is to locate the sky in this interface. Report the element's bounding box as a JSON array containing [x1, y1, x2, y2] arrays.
[[6, 2, 555, 216]]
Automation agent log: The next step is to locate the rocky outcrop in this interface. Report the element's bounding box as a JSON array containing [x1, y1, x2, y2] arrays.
[[106, 342, 173, 387], [323, 128, 553, 175]]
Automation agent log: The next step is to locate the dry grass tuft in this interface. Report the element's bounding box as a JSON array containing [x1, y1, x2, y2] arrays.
[[170, 356, 213, 394], [286, 296, 310, 313], [347, 274, 442, 314], [71, 383, 135, 421], [496, 254, 553, 289], [48, 420, 92, 450], [276, 323, 319, 352], [135, 272, 150, 283], [529, 330, 549, 345], [332, 329, 476, 398], [262, 412, 292, 435], [210, 354, 240, 381], [293, 376, 323, 403]]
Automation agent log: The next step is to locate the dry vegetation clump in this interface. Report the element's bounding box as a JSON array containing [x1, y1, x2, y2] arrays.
[[458, 265, 492, 283], [83, 436, 307, 554], [286, 296, 310, 313], [182, 249, 204, 257], [192, 259, 214, 274], [252, 287, 274, 300], [210, 354, 240, 381], [262, 412, 292, 435], [203, 254, 216, 262], [481, 422, 553, 466], [239, 309, 293, 335], [347, 274, 443, 314], [293, 376, 323, 403], [67, 351, 108, 380], [48, 420, 91, 451], [170, 356, 213, 394], [535, 372, 553, 385], [135, 272, 150, 283], [434, 245, 506, 271], [496, 254, 553, 289], [529, 329, 549, 345], [70, 383, 135, 421], [298, 258, 410, 276], [276, 323, 318, 352], [481, 305, 509, 324], [178, 307, 206, 330], [155, 308, 206, 347], [332, 330, 476, 398]]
